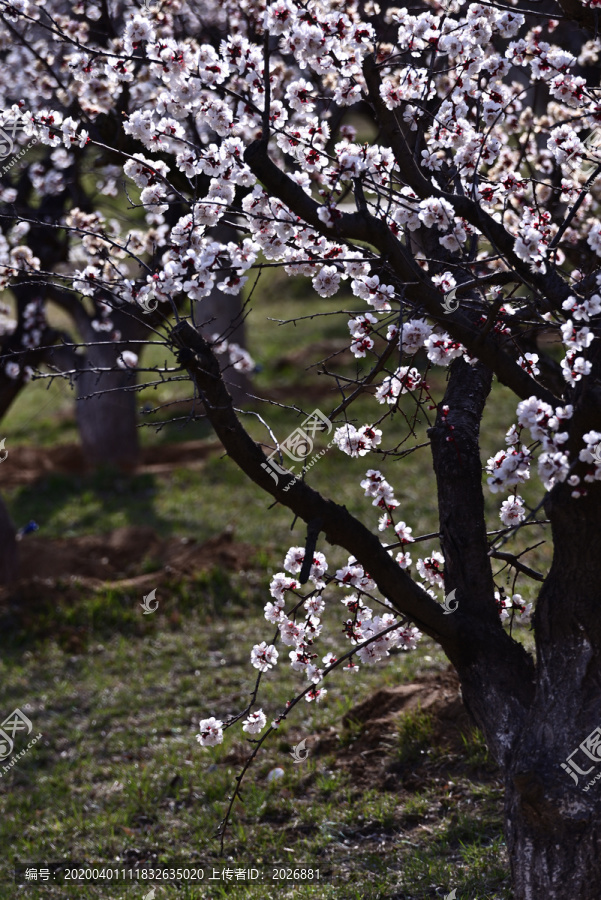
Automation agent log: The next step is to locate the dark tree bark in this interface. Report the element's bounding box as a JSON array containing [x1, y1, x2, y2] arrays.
[[428, 361, 601, 899], [501, 482, 601, 900], [75, 347, 140, 472]]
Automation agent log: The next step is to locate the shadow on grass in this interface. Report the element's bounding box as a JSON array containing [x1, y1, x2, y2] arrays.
[[0, 566, 263, 655]]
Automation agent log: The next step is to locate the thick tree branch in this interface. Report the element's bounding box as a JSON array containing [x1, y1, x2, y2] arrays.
[[170, 319, 453, 641], [429, 358, 500, 622], [426, 357, 537, 758]]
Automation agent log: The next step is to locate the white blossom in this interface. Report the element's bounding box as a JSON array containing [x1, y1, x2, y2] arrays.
[[242, 709, 267, 734], [196, 717, 224, 747]]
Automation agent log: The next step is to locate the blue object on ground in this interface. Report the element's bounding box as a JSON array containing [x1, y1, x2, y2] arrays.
[[17, 520, 39, 538]]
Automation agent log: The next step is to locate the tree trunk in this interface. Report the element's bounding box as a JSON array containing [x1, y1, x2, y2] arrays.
[[502, 482, 601, 898], [76, 341, 139, 472], [67, 300, 152, 472], [171, 323, 601, 898], [196, 222, 251, 406], [506, 774, 601, 898], [0, 491, 17, 585], [426, 359, 601, 896]]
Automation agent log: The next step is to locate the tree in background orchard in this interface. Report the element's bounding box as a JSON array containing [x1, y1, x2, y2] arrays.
[[0, 0, 253, 580], [0, 0, 253, 469], [3, 0, 601, 894]]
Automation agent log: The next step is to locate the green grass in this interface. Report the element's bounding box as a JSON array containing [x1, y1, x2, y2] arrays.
[[395, 706, 435, 765], [0, 601, 512, 899]]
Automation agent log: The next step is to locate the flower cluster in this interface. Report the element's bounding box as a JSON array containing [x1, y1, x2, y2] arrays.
[[499, 495, 526, 527], [487, 397, 573, 504], [333, 423, 382, 457], [577, 431, 601, 492], [195, 536, 422, 747], [496, 590, 532, 624], [211, 334, 255, 373], [375, 367, 426, 404], [486, 445, 532, 494]]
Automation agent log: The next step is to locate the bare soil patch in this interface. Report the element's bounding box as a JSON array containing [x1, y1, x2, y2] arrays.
[[14, 525, 254, 586], [311, 668, 478, 787], [0, 527, 256, 649], [0, 438, 223, 485]]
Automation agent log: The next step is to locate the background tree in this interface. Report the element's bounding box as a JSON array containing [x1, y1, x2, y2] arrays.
[[0, 0, 252, 471], [0, 0, 252, 580], [2, 0, 601, 896]]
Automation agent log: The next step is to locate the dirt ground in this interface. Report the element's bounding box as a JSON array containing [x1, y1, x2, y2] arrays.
[[0, 438, 224, 485], [287, 669, 473, 785], [330, 669, 473, 783], [12, 525, 255, 588], [0, 525, 257, 654], [1, 516, 476, 791]]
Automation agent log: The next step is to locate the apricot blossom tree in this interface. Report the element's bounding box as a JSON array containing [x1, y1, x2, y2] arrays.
[[1, 0, 601, 895]]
